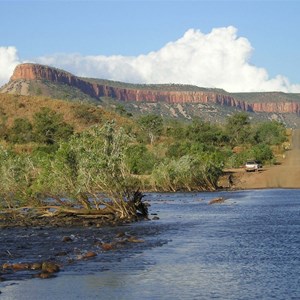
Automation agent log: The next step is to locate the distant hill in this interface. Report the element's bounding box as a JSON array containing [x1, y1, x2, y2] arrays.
[[1, 63, 300, 127], [0, 93, 132, 132]]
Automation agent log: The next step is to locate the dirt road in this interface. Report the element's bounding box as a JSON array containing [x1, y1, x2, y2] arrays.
[[232, 129, 300, 189]]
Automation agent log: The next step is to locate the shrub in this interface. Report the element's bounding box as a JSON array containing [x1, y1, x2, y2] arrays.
[[33, 107, 74, 145], [150, 153, 223, 192], [138, 114, 163, 144], [73, 105, 102, 125], [8, 118, 33, 144], [0, 147, 36, 209], [125, 144, 156, 174], [254, 121, 287, 145]]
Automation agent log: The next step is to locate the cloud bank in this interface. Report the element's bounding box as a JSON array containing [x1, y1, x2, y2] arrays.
[[0, 46, 20, 87], [1, 27, 300, 92]]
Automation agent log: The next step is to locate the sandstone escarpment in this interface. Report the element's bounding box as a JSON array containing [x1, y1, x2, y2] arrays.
[[7, 63, 300, 114], [250, 102, 300, 114]]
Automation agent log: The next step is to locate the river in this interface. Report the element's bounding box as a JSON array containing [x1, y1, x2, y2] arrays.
[[1, 189, 300, 299]]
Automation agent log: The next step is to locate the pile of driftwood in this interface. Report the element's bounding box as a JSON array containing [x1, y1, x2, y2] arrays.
[[0, 191, 148, 227]]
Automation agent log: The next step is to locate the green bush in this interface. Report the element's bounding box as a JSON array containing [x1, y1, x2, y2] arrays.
[[0, 147, 36, 209], [225, 112, 252, 145], [187, 119, 228, 145], [228, 143, 274, 168], [150, 153, 223, 192], [33, 107, 74, 145], [138, 114, 163, 144], [125, 144, 156, 174], [254, 121, 287, 145], [8, 118, 33, 144]]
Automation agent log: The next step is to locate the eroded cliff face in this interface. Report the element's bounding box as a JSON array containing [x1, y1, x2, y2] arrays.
[[251, 102, 300, 114], [8, 64, 300, 114]]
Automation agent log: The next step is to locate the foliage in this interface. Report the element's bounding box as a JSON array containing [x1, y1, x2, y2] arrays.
[[73, 105, 102, 125], [150, 153, 223, 192], [125, 144, 156, 174], [0, 147, 37, 209], [225, 112, 251, 145], [115, 104, 133, 117], [254, 121, 287, 145], [8, 118, 33, 144], [186, 118, 228, 145], [34, 122, 141, 219], [251, 143, 274, 162], [0, 95, 290, 214], [33, 107, 74, 145], [0, 107, 8, 140], [166, 141, 221, 159], [138, 114, 163, 144], [228, 144, 274, 168], [165, 119, 187, 140]]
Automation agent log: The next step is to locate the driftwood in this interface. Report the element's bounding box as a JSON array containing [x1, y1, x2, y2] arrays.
[[0, 206, 116, 220], [0, 190, 148, 226]]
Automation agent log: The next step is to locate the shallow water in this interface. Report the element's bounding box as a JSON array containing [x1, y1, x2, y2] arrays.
[[1, 189, 300, 299]]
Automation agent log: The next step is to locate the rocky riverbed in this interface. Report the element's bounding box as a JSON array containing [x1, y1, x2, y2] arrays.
[[0, 216, 161, 283]]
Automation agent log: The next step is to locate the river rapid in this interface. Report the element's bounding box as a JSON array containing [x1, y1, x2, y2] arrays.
[[1, 189, 299, 299]]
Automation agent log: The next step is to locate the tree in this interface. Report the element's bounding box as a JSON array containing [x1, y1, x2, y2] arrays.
[[115, 104, 133, 117], [187, 118, 228, 145], [35, 122, 146, 219], [125, 144, 156, 174], [138, 114, 163, 144], [165, 119, 187, 140], [33, 107, 74, 145], [9, 118, 33, 144], [225, 112, 251, 145], [254, 121, 287, 145]]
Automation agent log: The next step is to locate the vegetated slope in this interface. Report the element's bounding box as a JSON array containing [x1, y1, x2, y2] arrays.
[[1, 63, 300, 126], [0, 93, 132, 132]]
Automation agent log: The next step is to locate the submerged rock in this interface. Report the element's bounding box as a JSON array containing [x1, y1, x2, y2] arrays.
[[36, 272, 56, 279], [208, 197, 225, 205], [62, 236, 73, 242], [41, 262, 60, 273], [30, 262, 42, 270], [101, 243, 114, 251], [12, 263, 30, 271], [126, 236, 145, 243]]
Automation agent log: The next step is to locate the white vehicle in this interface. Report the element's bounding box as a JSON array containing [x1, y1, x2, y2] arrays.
[[245, 160, 262, 172]]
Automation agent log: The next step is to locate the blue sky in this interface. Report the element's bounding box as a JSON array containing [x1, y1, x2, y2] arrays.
[[0, 0, 300, 92]]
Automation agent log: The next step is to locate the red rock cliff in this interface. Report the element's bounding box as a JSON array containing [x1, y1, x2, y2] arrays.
[[10, 64, 300, 113]]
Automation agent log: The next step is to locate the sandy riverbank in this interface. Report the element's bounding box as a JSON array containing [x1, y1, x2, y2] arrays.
[[224, 129, 300, 190]]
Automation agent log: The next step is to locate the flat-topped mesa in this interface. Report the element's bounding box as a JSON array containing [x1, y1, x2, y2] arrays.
[[11, 63, 70, 81], [10, 64, 251, 109], [8, 64, 300, 114], [11, 63, 100, 98]]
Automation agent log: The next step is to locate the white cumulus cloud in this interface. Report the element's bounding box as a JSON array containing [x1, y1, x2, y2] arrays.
[[0, 46, 21, 87], [36, 26, 300, 93], [1, 27, 300, 93]]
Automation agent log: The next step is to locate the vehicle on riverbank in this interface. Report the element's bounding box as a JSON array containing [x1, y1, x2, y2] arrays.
[[245, 160, 262, 172]]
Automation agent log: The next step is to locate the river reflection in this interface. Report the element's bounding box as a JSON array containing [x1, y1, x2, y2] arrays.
[[1, 189, 300, 299]]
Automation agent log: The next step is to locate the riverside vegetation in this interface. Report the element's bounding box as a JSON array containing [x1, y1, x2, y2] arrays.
[[0, 94, 287, 226]]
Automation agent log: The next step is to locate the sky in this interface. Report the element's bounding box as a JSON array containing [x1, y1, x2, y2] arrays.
[[0, 0, 300, 92]]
